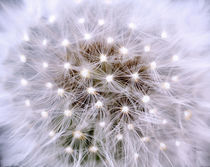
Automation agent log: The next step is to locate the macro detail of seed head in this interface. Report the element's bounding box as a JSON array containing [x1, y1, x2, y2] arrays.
[[0, 0, 210, 167]]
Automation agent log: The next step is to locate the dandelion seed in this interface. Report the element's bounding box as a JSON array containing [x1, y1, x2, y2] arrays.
[[57, 88, 64, 96], [142, 95, 150, 103], [23, 33, 29, 41], [89, 146, 98, 153], [100, 54, 107, 62], [131, 72, 139, 81], [162, 119, 167, 124], [121, 106, 129, 113], [184, 110, 192, 120], [116, 134, 123, 141], [141, 136, 150, 142], [144, 45, 150, 52], [48, 15, 56, 23], [64, 62, 71, 69], [171, 76, 178, 82], [106, 75, 113, 82], [175, 140, 181, 147], [87, 87, 96, 94], [45, 82, 53, 89], [162, 82, 170, 89], [42, 39, 47, 46], [119, 47, 128, 55], [80, 69, 89, 78], [78, 18, 85, 24], [49, 130, 55, 137], [98, 19, 105, 26], [64, 109, 72, 117], [107, 37, 114, 44], [95, 101, 103, 108], [172, 55, 179, 62], [73, 131, 83, 139], [24, 99, 30, 107], [161, 31, 167, 39], [128, 22, 136, 29], [65, 146, 73, 153], [61, 39, 69, 46], [99, 121, 106, 127], [160, 142, 167, 150], [149, 108, 157, 114], [20, 79, 28, 86], [134, 153, 139, 159], [150, 61, 156, 70], [41, 111, 48, 118], [42, 62, 48, 68], [84, 33, 92, 40], [127, 124, 134, 130], [20, 55, 26, 63]]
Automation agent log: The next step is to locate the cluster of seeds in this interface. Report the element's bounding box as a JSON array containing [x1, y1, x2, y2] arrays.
[[5, 0, 194, 166]]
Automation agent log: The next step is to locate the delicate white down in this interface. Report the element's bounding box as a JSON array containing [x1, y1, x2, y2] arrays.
[[0, 0, 210, 167]]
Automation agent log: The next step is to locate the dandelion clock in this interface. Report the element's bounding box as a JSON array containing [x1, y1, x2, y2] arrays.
[[0, 0, 210, 167]]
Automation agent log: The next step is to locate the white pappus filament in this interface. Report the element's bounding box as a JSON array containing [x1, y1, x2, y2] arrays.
[[1, 0, 210, 167]]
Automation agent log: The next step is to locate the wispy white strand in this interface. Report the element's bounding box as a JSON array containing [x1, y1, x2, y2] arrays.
[[0, 0, 210, 167]]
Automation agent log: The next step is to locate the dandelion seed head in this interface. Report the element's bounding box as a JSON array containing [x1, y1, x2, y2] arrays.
[[1, 0, 210, 166]]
